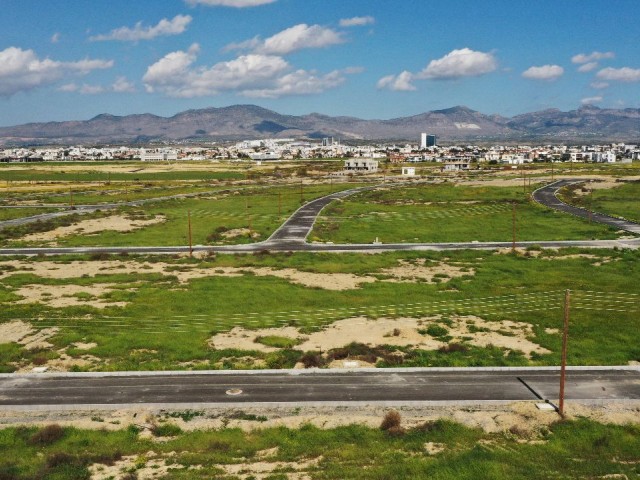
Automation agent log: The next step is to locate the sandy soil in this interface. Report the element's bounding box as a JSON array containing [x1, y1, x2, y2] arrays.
[[379, 258, 474, 283], [222, 227, 261, 239], [14, 283, 128, 309], [209, 315, 550, 359], [2, 402, 638, 436], [22, 214, 166, 243], [0, 320, 58, 350], [0, 258, 472, 291]]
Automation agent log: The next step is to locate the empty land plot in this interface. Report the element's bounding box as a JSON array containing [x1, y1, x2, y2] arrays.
[[0, 248, 637, 372], [311, 183, 624, 244], [558, 179, 640, 224]]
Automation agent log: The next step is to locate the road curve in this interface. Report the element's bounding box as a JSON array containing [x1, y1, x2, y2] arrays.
[[532, 179, 640, 234], [0, 367, 638, 407]]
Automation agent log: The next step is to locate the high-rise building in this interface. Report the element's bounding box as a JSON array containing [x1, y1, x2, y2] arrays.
[[420, 133, 437, 148]]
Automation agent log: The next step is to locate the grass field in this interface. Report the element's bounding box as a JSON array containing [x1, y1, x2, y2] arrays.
[[1, 248, 638, 372], [558, 180, 640, 224], [310, 184, 621, 243], [1, 418, 638, 479]]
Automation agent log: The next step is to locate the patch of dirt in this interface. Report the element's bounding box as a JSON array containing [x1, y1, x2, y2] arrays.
[[379, 258, 474, 283], [14, 283, 128, 309], [222, 227, 260, 239], [248, 267, 376, 290], [217, 456, 321, 479], [73, 342, 97, 350], [209, 315, 550, 359], [89, 452, 192, 480], [22, 214, 166, 243], [424, 442, 446, 455], [0, 320, 58, 350]]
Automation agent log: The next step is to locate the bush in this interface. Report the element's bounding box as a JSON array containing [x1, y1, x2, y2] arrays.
[[424, 325, 449, 338], [380, 410, 402, 432], [299, 352, 325, 368], [29, 424, 64, 445], [150, 423, 182, 437], [438, 343, 468, 354]]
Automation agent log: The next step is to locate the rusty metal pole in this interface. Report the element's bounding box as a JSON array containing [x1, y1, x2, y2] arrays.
[[188, 210, 193, 257], [559, 289, 570, 417]]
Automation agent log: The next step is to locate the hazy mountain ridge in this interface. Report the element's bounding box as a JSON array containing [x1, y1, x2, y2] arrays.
[[1, 105, 638, 145]]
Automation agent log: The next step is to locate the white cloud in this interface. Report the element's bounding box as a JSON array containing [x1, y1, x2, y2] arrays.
[[377, 71, 416, 91], [577, 62, 598, 73], [572, 51, 615, 64], [143, 44, 356, 98], [0, 46, 113, 97], [522, 64, 564, 81], [186, 0, 275, 6], [90, 15, 192, 42], [111, 76, 136, 93], [340, 16, 375, 27], [416, 48, 497, 80], [596, 67, 640, 82], [58, 77, 135, 95], [590, 81, 609, 89], [51, 33, 60, 43], [225, 24, 344, 55], [581, 96, 603, 105]]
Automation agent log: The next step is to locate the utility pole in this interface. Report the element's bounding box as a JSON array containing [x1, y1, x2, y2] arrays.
[[551, 161, 554, 181], [188, 210, 193, 257], [512, 201, 517, 252], [69, 188, 74, 209], [300, 180, 304, 203], [559, 289, 570, 418], [588, 183, 593, 224]]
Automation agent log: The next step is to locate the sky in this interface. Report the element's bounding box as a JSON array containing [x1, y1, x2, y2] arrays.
[[1, 0, 640, 126]]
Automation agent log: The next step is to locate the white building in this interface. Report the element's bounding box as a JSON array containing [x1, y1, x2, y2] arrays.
[[140, 149, 178, 162], [344, 159, 378, 173], [401, 167, 416, 176]]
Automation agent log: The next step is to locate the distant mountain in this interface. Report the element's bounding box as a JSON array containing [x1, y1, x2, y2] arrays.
[[0, 104, 638, 145]]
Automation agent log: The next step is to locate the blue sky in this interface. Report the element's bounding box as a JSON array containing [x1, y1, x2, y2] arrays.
[[1, 0, 639, 126]]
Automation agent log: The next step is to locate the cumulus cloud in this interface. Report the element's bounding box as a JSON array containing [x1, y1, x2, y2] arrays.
[[581, 96, 603, 105], [377, 71, 416, 91], [596, 67, 640, 82], [143, 44, 357, 98], [416, 48, 497, 80], [377, 48, 496, 91], [90, 14, 192, 42], [225, 24, 344, 55], [572, 51, 615, 64], [0, 46, 113, 97], [186, 0, 275, 6], [340, 16, 375, 27], [522, 64, 564, 81], [58, 77, 136, 95], [577, 62, 598, 73], [590, 81, 609, 89]]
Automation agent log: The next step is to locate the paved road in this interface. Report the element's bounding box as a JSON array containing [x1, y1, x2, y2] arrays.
[[532, 179, 640, 234], [0, 368, 637, 407]]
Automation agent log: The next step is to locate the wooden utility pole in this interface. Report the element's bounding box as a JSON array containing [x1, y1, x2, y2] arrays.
[[551, 161, 554, 181], [588, 184, 593, 224], [188, 210, 193, 257], [512, 201, 517, 252], [559, 289, 570, 417], [300, 180, 304, 203], [69, 188, 74, 208]]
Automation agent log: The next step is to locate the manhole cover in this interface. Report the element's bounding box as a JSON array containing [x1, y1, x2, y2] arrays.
[[226, 388, 243, 396]]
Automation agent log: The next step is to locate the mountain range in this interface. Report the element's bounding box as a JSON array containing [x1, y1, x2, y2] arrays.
[[1, 104, 639, 146]]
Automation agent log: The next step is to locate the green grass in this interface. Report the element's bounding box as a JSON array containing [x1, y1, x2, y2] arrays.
[[558, 180, 640, 224], [255, 335, 302, 348], [1, 248, 638, 371], [0, 419, 638, 479], [310, 184, 620, 243]]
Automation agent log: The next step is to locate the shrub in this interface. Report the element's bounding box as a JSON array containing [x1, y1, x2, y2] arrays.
[[424, 325, 449, 338], [150, 423, 182, 437], [438, 343, 468, 354], [299, 352, 325, 368], [380, 410, 402, 432], [29, 424, 64, 445]]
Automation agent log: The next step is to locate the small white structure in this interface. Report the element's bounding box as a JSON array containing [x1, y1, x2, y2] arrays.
[[344, 158, 378, 173], [141, 149, 178, 162], [442, 161, 470, 172], [402, 167, 415, 176]]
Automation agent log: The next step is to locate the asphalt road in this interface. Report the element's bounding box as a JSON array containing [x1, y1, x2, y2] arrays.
[[532, 179, 640, 234], [1, 368, 637, 407]]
